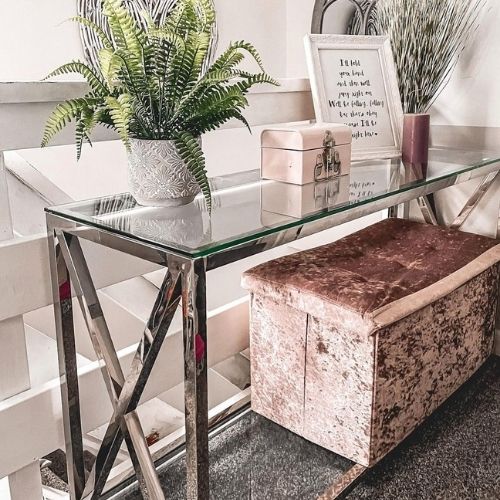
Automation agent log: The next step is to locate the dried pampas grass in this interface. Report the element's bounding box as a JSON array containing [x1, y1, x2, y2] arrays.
[[374, 0, 485, 113]]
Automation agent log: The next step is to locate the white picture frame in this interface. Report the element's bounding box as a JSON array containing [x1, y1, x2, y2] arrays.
[[304, 34, 403, 161]]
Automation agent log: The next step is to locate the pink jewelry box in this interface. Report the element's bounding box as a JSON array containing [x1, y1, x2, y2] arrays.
[[261, 123, 352, 185]]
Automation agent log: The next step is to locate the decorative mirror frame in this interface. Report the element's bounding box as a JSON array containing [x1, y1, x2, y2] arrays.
[[77, 0, 218, 70], [311, 0, 378, 35]]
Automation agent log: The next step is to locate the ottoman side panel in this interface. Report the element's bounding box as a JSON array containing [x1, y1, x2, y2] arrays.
[[370, 266, 499, 464], [250, 293, 308, 435], [304, 316, 375, 466]]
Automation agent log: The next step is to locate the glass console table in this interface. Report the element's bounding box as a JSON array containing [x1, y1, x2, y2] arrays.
[[45, 148, 500, 500]]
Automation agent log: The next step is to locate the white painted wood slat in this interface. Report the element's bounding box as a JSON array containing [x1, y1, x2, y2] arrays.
[[0, 152, 43, 499], [0, 234, 161, 322], [0, 297, 249, 479], [7, 461, 43, 500], [0, 80, 314, 151]]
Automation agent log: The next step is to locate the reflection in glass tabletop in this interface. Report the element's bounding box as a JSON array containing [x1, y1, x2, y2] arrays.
[[46, 148, 500, 258]]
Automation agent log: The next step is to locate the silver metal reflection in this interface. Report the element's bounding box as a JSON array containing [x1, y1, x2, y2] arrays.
[[181, 258, 209, 500], [47, 222, 86, 499], [47, 214, 209, 500], [56, 230, 165, 499], [417, 196, 438, 226], [82, 264, 182, 499], [450, 171, 500, 230]]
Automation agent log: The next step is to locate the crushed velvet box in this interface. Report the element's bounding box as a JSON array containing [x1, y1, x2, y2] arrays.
[[241, 219, 500, 467]]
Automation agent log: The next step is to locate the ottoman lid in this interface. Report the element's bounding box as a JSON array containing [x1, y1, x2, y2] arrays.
[[242, 219, 500, 323]]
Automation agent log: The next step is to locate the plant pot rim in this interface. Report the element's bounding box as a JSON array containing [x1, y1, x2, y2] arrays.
[[129, 136, 201, 143], [129, 137, 175, 143]]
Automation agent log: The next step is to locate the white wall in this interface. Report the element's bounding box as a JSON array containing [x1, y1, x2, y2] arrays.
[[0, 0, 287, 82], [0, 1, 81, 82], [430, 0, 500, 128], [286, 0, 315, 79]]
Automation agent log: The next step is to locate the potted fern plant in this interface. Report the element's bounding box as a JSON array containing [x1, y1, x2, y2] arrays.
[[42, 0, 277, 208]]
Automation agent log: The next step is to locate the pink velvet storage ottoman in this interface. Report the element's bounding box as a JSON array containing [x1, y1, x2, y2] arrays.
[[241, 219, 500, 467]]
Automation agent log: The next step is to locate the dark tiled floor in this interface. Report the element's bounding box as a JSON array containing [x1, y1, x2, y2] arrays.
[[117, 356, 500, 500]]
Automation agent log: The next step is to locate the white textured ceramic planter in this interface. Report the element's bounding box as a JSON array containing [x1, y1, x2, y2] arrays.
[[128, 138, 201, 207]]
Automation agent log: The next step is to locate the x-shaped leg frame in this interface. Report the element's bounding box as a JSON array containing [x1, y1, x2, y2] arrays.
[[398, 167, 499, 230], [450, 170, 500, 230], [48, 226, 209, 500]]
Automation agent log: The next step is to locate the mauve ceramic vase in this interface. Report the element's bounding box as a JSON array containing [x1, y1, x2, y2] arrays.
[[402, 114, 430, 175]]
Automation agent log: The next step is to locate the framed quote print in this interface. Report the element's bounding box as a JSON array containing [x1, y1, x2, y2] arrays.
[[304, 35, 403, 160]]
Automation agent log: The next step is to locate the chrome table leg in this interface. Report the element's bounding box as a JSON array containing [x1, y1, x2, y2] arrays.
[[48, 222, 211, 499], [417, 195, 438, 225], [57, 232, 164, 499], [47, 221, 86, 499], [181, 258, 210, 500], [48, 225, 184, 499], [450, 171, 500, 229], [83, 264, 182, 499]]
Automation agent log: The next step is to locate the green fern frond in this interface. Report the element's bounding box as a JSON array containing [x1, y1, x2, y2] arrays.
[[98, 48, 121, 87], [106, 94, 133, 149], [211, 41, 266, 73], [165, 0, 199, 36], [208, 51, 245, 75], [103, 0, 145, 57], [75, 106, 102, 159], [233, 41, 266, 71], [111, 48, 149, 96], [177, 32, 211, 92], [41, 97, 102, 147], [70, 16, 113, 50], [75, 115, 93, 161], [75, 119, 86, 161], [43, 61, 108, 94], [196, 0, 216, 31], [232, 110, 251, 133], [181, 85, 249, 135], [237, 71, 280, 87], [193, 85, 248, 114], [173, 131, 211, 209], [148, 29, 186, 52]]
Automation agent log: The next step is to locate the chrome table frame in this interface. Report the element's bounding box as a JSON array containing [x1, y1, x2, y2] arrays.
[[46, 215, 208, 500], [45, 158, 500, 500]]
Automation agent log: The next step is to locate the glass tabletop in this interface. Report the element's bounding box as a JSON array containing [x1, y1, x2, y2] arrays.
[[46, 148, 500, 258]]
